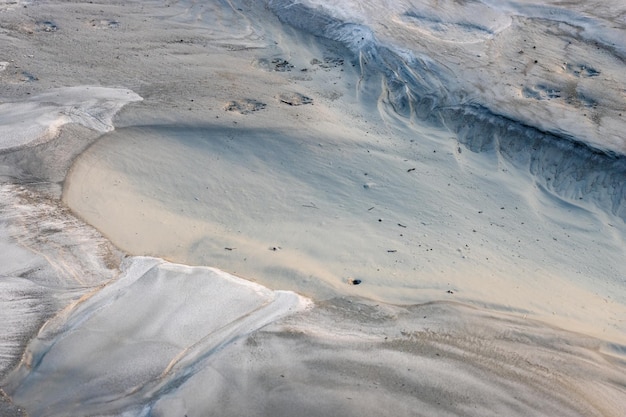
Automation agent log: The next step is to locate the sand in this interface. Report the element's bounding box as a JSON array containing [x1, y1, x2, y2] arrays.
[[1, 0, 625, 416]]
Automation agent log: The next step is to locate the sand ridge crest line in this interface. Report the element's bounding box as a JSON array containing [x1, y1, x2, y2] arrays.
[[0, 86, 142, 153]]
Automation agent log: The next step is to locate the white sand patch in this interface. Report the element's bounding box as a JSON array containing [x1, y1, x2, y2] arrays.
[[3, 256, 310, 417], [0, 87, 141, 152], [0, 184, 120, 382]]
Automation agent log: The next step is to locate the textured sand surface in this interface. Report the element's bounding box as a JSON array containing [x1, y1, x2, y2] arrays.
[[1, 1, 625, 416]]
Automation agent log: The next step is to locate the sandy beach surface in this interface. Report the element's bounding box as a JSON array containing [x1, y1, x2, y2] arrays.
[[1, 1, 625, 416]]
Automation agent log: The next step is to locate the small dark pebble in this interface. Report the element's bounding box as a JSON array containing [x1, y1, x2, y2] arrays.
[[407, 168, 416, 172], [446, 290, 454, 294], [348, 278, 362, 285], [387, 250, 397, 253]]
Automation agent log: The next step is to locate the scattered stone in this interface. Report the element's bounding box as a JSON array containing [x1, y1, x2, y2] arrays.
[[269, 246, 281, 251], [276, 92, 313, 106], [37, 21, 58, 32], [310, 57, 344, 69], [20, 71, 38, 82], [407, 168, 416, 172], [271, 58, 294, 71], [446, 290, 454, 294], [224, 99, 266, 114], [565, 63, 601, 78], [348, 278, 362, 285], [89, 19, 120, 29], [254, 57, 294, 72]]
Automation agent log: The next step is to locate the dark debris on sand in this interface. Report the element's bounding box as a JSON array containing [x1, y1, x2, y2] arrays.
[[276, 92, 313, 106], [255, 57, 294, 72], [224, 99, 267, 114]]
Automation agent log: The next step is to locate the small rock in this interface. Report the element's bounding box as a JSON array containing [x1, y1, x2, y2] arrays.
[[271, 58, 294, 72], [276, 92, 313, 106], [224, 99, 266, 114]]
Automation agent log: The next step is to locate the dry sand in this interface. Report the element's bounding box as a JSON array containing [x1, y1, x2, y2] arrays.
[[1, 1, 625, 416]]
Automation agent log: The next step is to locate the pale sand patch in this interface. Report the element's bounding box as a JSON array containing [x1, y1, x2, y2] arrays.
[[0, 183, 121, 388], [1, 0, 625, 415], [0, 87, 141, 152], [3, 256, 311, 417], [4, 274, 626, 416], [64, 115, 626, 344]]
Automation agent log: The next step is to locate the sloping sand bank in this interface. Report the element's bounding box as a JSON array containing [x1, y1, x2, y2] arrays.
[[1, 0, 625, 416], [4, 276, 626, 417], [64, 122, 626, 343]]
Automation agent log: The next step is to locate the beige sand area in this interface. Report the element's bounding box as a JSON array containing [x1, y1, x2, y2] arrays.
[[1, 1, 626, 416], [60, 1, 626, 340]]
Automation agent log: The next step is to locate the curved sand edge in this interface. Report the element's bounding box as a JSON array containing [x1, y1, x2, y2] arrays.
[[0, 0, 625, 415]]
